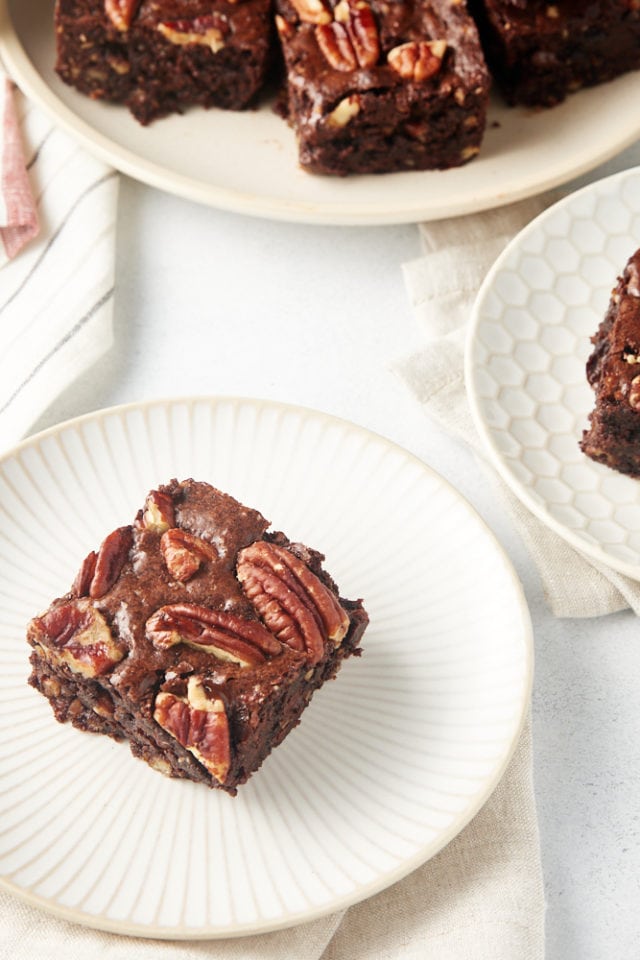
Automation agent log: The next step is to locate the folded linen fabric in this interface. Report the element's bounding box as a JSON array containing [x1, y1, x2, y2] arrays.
[[0, 69, 118, 451], [399, 197, 640, 617]]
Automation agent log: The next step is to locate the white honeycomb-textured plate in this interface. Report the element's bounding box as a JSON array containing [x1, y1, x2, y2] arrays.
[[467, 166, 640, 580], [0, 397, 532, 939]]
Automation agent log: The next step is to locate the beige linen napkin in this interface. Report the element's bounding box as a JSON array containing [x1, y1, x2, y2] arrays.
[[400, 197, 640, 617], [0, 69, 118, 451]]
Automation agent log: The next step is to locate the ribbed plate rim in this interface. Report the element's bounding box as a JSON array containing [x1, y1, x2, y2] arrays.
[[0, 395, 533, 939]]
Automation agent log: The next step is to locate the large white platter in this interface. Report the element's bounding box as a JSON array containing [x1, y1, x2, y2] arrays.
[[2, 0, 640, 224], [467, 166, 640, 581], [0, 397, 532, 938]]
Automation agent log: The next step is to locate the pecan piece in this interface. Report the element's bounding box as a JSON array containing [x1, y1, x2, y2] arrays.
[[289, 0, 332, 23], [275, 14, 295, 38], [236, 542, 349, 664], [160, 528, 217, 582], [72, 550, 97, 597], [387, 40, 447, 82], [73, 526, 132, 599], [88, 526, 133, 598], [141, 489, 175, 533], [629, 375, 640, 410], [326, 94, 361, 127], [627, 259, 640, 298], [315, 22, 357, 71], [316, 0, 379, 71], [105, 0, 141, 31], [146, 602, 282, 667], [28, 599, 125, 678], [334, 0, 379, 68], [154, 676, 230, 783], [157, 16, 228, 54]]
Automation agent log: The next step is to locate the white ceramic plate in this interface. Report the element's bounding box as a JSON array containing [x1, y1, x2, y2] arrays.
[[467, 166, 640, 581], [0, 397, 532, 938], [2, 0, 640, 224]]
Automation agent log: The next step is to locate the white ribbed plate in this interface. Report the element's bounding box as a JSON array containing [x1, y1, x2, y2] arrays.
[[467, 166, 640, 580], [0, 397, 532, 938]]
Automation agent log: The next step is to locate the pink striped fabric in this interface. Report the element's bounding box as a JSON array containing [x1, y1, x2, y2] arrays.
[[0, 74, 38, 263], [0, 68, 118, 450]]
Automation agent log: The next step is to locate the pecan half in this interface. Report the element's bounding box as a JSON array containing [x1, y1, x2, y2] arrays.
[[315, 22, 357, 71], [104, 0, 141, 31], [141, 489, 175, 533], [157, 16, 228, 54], [289, 0, 332, 24], [90, 526, 133, 598], [236, 541, 349, 664], [73, 526, 132, 599], [29, 599, 125, 678], [154, 676, 230, 783], [387, 40, 447, 82], [334, 0, 379, 67], [146, 602, 282, 667], [72, 550, 98, 597], [160, 528, 218, 582], [315, 0, 379, 71]]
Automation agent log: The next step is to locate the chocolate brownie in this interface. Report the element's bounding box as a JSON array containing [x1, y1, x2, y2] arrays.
[[27, 479, 368, 794], [468, 0, 640, 108], [581, 250, 640, 478], [55, 0, 274, 124], [274, 0, 490, 175]]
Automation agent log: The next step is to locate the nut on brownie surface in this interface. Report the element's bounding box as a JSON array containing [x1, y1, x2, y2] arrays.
[[26, 479, 369, 794]]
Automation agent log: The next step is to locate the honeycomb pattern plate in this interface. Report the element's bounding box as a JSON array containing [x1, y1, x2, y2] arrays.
[[466, 167, 640, 580], [0, 397, 532, 938]]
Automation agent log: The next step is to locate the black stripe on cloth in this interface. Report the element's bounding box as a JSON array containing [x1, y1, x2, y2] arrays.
[[0, 285, 114, 417], [26, 128, 54, 170], [0, 169, 117, 315]]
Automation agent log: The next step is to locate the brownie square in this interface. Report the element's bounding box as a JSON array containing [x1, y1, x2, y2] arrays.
[[469, 0, 640, 107], [27, 479, 368, 794], [274, 0, 490, 175], [581, 250, 640, 478], [55, 0, 274, 124]]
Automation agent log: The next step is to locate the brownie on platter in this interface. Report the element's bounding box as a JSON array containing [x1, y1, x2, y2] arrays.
[[274, 0, 490, 175], [54, 0, 274, 124], [581, 250, 640, 478], [468, 0, 640, 108], [27, 479, 369, 794]]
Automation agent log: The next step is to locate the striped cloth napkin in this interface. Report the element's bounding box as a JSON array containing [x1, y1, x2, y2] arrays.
[[0, 68, 118, 451]]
